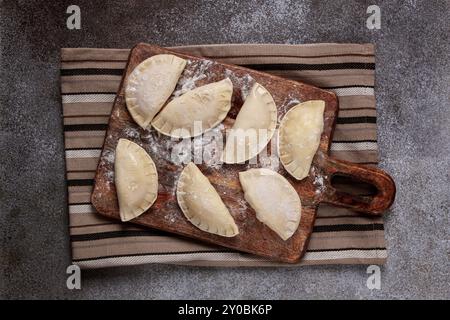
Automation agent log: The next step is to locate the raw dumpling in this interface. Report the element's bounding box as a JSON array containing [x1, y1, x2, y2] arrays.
[[152, 78, 233, 138], [177, 162, 239, 237], [222, 82, 277, 163], [125, 54, 186, 129], [115, 138, 158, 221], [278, 100, 325, 180], [239, 168, 301, 241]]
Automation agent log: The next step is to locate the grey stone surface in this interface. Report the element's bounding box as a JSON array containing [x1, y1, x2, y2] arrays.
[[0, 0, 448, 299]]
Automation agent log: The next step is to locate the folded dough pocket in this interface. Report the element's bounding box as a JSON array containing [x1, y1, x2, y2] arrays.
[[176, 162, 239, 237], [279, 100, 325, 180], [239, 168, 301, 241], [152, 78, 233, 138], [222, 82, 277, 163], [115, 138, 158, 221]]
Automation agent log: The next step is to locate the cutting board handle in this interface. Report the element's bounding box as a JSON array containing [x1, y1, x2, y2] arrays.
[[319, 154, 396, 216]]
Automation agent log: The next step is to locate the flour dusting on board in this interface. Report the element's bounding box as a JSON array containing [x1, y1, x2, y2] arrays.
[[279, 95, 301, 121], [236, 197, 249, 217], [311, 166, 326, 196], [97, 148, 116, 193], [164, 212, 177, 224], [224, 69, 255, 99], [122, 126, 140, 139], [143, 131, 174, 162], [102, 148, 115, 165], [258, 154, 280, 171], [193, 124, 224, 169], [172, 59, 214, 97], [105, 170, 114, 181], [114, 106, 123, 118]]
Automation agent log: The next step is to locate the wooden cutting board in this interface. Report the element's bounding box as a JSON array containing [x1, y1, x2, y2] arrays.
[[91, 43, 396, 263]]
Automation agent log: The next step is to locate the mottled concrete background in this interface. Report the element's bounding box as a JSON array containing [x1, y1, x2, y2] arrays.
[[0, 0, 448, 299]]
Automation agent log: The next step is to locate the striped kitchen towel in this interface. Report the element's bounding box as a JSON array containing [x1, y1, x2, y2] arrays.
[[61, 44, 386, 269]]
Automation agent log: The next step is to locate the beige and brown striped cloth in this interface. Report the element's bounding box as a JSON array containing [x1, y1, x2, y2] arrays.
[[61, 44, 386, 269]]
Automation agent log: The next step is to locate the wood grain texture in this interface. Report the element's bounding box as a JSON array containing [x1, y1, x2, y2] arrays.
[[91, 43, 395, 263]]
